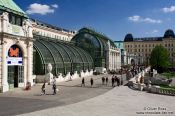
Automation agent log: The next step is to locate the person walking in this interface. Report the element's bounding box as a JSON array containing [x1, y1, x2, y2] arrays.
[[52, 77, 57, 95], [112, 76, 115, 87], [102, 77, 105, 85], [41, 82, 46, 95], [90, 78, 94, 87], [117, 77, 120, 86], [105, 77, 108, 86], [81, 77, 85, 87], [114, 76, 118, 86]]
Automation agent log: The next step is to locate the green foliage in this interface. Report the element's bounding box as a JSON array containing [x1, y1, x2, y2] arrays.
[[161, 72, 175, 79], [160, 85, 175, 90], [150, 45, 170, 72]]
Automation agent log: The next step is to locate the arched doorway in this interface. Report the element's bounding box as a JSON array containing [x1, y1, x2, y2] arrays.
[[7, 45, 24, 89], [131, 59, 135, 66]]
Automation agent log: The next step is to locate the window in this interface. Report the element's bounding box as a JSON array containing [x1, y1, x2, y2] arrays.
[[9, 14, 23, 26], [11, 15, 16, 24], [16, 17, 22, 26]]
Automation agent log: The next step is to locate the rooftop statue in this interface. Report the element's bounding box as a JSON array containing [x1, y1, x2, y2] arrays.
[[22, 19, 33, 37]]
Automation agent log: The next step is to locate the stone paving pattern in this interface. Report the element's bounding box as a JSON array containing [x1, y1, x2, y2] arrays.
[[0, 74, 175, 116]]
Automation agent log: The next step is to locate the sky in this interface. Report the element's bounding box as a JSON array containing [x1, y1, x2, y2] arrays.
[[14, 0, 175, 41]]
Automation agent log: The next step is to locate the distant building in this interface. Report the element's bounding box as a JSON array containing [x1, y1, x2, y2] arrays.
[[114, 41, 127, 66], [124, 29, 175, 66], [72, 28, 121, 71]]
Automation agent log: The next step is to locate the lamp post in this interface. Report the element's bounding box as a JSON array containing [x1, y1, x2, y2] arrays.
[[121, 66, 123, 85]]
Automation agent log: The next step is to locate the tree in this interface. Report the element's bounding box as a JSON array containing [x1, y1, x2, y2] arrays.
[[150, 45, 170, 73]]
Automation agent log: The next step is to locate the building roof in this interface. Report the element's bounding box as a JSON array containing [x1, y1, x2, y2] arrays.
[[78, 27, 116, 47], [124, 33, 133, 42], [33, 34, 93, 75], [124, 29, 175, 42], [0, 0, 27, 17], [134, 37, 163, 41], [31, 19, 76, 34], [163, 29, 175, 38]]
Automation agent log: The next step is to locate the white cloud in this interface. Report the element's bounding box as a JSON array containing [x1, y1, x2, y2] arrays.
[[128, 15, 141, 22], [163, 6, 175, 13], [144, 18, 162, 23], [26, 3, 57, 15], [51, 4, 58, 8], [128, 15, 162, 24], [152, 29, 159, 33]]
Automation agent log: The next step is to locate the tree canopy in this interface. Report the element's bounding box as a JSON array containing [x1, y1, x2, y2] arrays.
[[150, 45, 170, 73]]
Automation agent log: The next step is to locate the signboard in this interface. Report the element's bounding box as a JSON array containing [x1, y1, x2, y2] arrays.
[[7, 57, 22, 65], [7, 45, 23, 65]]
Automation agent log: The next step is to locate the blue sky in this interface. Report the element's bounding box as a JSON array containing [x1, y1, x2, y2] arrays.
[[14, 0, 175, 41]]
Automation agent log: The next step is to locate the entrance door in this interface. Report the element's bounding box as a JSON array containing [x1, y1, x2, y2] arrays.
[[7, 44, 24, 90], [8, 66, 15, 89], [8, 66, 24, 89]]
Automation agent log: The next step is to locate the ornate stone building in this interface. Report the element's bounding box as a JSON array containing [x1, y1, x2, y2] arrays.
[[0, 0, 121, 92], [124, 29, 175, 66], [0, 1, 33, 92]]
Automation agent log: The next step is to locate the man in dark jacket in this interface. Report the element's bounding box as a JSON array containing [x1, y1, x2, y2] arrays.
[[81, 77, 85, 87], [90, 78, 94, 87]]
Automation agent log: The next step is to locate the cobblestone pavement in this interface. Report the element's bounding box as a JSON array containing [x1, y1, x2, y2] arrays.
[[0, 74, 116, 116]]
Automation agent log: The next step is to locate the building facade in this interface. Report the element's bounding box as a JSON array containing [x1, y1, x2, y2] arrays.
[[0, 0, 34, 92], [0, 0, 121, 92], [114, 41, 127, 66], [72, 28, 121, 71], [31, 19, 76, 42], [124, 30, 175, 66]]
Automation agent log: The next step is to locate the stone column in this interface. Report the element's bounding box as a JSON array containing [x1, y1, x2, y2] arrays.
[[2, 42, 8, 92], [23, 56, 27, 87], [2, 12, 9, 33], [113, 52, 115, 69], [27, 42, 33, 85]]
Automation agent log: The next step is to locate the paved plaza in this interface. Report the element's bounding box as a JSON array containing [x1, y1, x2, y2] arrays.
[[0, 74, 175, 116], [0, 74, 114, 116]]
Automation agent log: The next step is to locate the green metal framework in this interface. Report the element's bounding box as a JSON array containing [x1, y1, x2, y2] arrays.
[[71, 27, 116, 67], [33, 35, 93, 75]]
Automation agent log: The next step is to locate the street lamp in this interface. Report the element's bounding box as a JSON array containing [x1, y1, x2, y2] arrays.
[[120, 66, 123, 85]]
